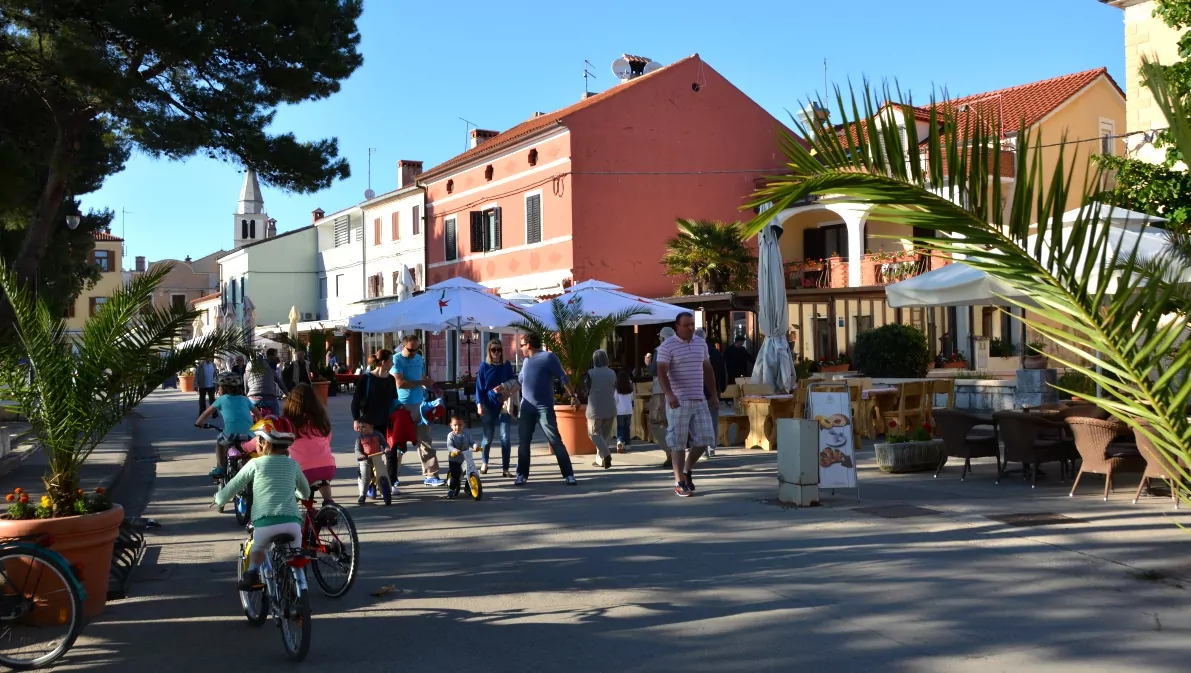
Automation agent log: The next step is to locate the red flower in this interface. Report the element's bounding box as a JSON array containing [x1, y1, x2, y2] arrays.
[[96, 487, 105, 495], [888, 420, 897, 428]]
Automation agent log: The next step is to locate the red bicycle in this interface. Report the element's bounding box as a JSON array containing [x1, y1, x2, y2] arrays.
[[298, 482, 358, 598]]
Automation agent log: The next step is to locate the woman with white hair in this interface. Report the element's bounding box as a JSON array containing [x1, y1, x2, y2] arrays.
[[586, 349, 617, 469]]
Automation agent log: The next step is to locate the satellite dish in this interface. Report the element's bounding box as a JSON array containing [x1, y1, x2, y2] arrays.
[[611, 57, 631, 80], [364, 188, 376, 199], [642, 60, 662, 75]]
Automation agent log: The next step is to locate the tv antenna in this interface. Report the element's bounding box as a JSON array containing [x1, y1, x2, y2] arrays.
[[365, 148, 376, 200], [583, 60, 597, 96], [458, 117, 477, 151]]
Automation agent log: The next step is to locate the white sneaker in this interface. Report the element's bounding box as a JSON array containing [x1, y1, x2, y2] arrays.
[[706, 446, 716, 457]]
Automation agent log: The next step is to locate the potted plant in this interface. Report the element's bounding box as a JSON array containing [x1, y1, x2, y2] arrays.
[[937, 352, 968, 369], [178, 366, 196, 392], [1024, 340, 1049, 369], [817, 352, 850, 373], [0, 263, 247, 617], [852, 323, 932, 378], [875, 420, 944, 473], [1055, 370, 1095, 401], [305, 328, 332, 405], [510, 296, 646, 456]]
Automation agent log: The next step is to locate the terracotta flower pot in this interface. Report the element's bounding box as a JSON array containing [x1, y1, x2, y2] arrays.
[[178, 374, 195, 393], [552, 406, 596, 456], [875, 439, 944, 473], [0, 504, 124, 618], [942, 362, 967, 369], [311, 380, 330, 406], [1023, 355, 1049, 370], [820, 364, 849, 373]]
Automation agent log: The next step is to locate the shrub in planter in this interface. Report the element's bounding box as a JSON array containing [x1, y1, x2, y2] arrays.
[[510, 296, 648, 455], [853, 324, 931, 378], [0, 262, 248, 616], [875, 420, 943, 473], [1055, 371, 1095, 400]]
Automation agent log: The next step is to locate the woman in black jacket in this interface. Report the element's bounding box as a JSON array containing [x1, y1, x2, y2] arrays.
[[351, 349, 398, 433]]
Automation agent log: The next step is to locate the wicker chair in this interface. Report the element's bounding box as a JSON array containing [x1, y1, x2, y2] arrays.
[[932, 409, 1001, 480], [1132, 420, 1185, 508], [993, 411, 1072, 488], [1066, 417, 1146, 501]]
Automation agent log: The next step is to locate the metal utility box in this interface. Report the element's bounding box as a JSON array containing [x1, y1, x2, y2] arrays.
[[776, 418, 820, 506]]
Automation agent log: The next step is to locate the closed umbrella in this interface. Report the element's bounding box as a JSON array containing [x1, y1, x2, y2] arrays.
[[518, 279, 684, 329], [242, 295, 256, 349], [396, 265, 414, 302], [750, 222, 794, 392], [288, 306, 300, 339]]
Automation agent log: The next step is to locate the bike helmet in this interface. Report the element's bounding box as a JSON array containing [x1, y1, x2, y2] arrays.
[[215, 370, 243, 388], [251, 416, 295, 446]]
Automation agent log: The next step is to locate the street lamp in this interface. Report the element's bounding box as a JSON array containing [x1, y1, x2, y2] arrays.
[[65, 200, 81, 230], [461, 329, 480, 377]]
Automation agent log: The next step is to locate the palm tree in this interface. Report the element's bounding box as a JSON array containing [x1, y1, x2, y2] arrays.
[[0, 262, 249, 516], [508, 296, 647, 401], [661, 219, 757, 295], [743, 63, 1191, 497]]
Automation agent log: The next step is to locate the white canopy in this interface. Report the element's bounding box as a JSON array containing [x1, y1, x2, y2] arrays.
[[517, 279, 686, 329], [347, 276, 525, 333]]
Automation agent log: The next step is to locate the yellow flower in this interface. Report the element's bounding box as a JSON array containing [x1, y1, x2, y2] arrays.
[[40, 496, 51, 508]]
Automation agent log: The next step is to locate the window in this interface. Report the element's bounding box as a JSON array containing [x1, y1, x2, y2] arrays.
[[368, 273, 382, 298], [335, 274, 344, 297], [249, 219, 256, 238], [353, 218, 363, 243], [333, 216, 350, 247], [241, 220, 248, 239], [65, 301, 75, 319], [855, 315, 874, 334], [171, 294, 187, 312], [239, 278, 246, 302], [230, 278, 238, 304], [469, 207, 502, 253], [484, 165, 494, 181], [391, 212, 400, 240], [373, 217, 382, 245], [528, 149, 538, 166], [319, 276, 328, 298], [803, 223, 848, 260], [446, 179, 454, 194], [89, 296, 107, 316], [412, 205, 421, 236], [1099, 118, 1116, 156], [525, 193, 542, 244], [392, 271, 400, 294], [414, 264, 422, 291], [445, 217, 458, 261], [93, 249, 111, 272]]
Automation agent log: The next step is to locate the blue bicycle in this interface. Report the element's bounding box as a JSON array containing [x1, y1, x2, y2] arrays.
[[0, 533, 86, 669]]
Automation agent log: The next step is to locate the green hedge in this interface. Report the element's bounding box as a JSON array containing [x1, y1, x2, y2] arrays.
[[852, 324, 931, 378]]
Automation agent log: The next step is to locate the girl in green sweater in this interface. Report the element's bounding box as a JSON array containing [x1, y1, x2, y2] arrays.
[[214, 416, 311, 590]]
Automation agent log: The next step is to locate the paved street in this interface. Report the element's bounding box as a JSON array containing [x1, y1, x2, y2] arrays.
[[55, 389, 1191, 672]]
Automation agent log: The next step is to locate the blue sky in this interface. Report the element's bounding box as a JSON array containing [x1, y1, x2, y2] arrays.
[[90, 0, 1127, 264]]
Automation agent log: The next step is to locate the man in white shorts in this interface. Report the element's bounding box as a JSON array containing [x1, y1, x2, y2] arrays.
[[656, 312, 717, 497]]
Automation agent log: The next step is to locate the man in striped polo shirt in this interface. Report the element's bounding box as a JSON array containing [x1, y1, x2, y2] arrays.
[[656, 312, 717, 497]]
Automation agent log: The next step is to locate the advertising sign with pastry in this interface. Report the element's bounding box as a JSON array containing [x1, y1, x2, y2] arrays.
[[809, 392, 858, 489]]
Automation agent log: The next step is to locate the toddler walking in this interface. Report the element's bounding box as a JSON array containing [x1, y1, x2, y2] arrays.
[[354, 421, 392, 505]]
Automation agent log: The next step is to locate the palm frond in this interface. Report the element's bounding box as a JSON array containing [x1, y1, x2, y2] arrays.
[[0, 259, 250, 515], [742, 70, 1191, 495]]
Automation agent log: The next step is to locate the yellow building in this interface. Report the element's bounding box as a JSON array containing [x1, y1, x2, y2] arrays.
[[765, 68, 1125, 363], [65, 230, 124, 334], [1103, 0, 1186, 163]]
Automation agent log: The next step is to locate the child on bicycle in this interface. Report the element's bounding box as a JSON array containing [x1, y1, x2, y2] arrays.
[[214, 416, 311, 590], [283, 383, 336, 504], [445, 414, 475, 499], [354, 420, 391, 505], [195, 371, 255, 479]]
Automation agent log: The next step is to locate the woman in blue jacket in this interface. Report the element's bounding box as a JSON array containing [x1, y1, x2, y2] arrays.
[[475, 338, 516, 477]]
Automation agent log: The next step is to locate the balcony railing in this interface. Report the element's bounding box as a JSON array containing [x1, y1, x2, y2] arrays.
[[785, 251, 937, 290], [864, 252, 932, 286]]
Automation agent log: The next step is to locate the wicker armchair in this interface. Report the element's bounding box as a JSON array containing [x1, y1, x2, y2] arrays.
[[993, 411, 1072, 488], [932, 409, 1000, 480], [1132, 420, 1185, 508], [1066, 417, 1146, 501]]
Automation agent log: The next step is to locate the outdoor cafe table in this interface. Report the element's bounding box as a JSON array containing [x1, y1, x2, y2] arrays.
[[740, 394, 797, 452], [335, 373, 361, 392]]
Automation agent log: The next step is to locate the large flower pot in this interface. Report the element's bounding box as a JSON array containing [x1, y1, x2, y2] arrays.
[[942, 362, 967, 369], [820, 365, 849, 373], [552, 406, 596, 456], [311, 380, 330, 406], [1023, 355, 1049, 370], [178, 374, 195, 392], [875, 440, 944, 473], [0, 504, 124, 618]]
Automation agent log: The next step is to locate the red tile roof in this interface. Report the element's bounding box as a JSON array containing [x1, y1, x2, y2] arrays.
[[835, 68, 1121, 148], [420, 55, 700, 180], [191, 292, 220, 305], [92, 231, 123, 242]]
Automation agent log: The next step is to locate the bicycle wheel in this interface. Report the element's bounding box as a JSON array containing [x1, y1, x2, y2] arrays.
[[0, 547, 84, 670], [468, 473, 483, 501], [278, 569, 311, 662], [237, 543, 267, 626], [310, 503, 357, 598], [234, 489, 252, 527]]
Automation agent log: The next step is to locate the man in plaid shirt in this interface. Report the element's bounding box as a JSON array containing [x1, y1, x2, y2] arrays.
[[656, 312, 717, 497]]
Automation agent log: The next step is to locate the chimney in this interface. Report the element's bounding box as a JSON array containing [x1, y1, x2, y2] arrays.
[[312, 208, 325, 224], [532, 111, 545, 118], [266, 217, 277, 238], [469, 129, 498, 149], [582, 92, 596, 100], [184, 255, 192, 263], [135, 256, 146, 272], [398, 160, 423, 189]]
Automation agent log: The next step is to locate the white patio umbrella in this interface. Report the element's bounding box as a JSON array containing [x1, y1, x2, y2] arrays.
[[347, 276, 524, 333], [750, 222, 795, 392], [518, 279, 685, 329], [242, 295, 257, 348]]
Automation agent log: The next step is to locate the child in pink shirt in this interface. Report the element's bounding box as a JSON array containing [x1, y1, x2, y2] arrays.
[[282, 383, 336, 503]]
